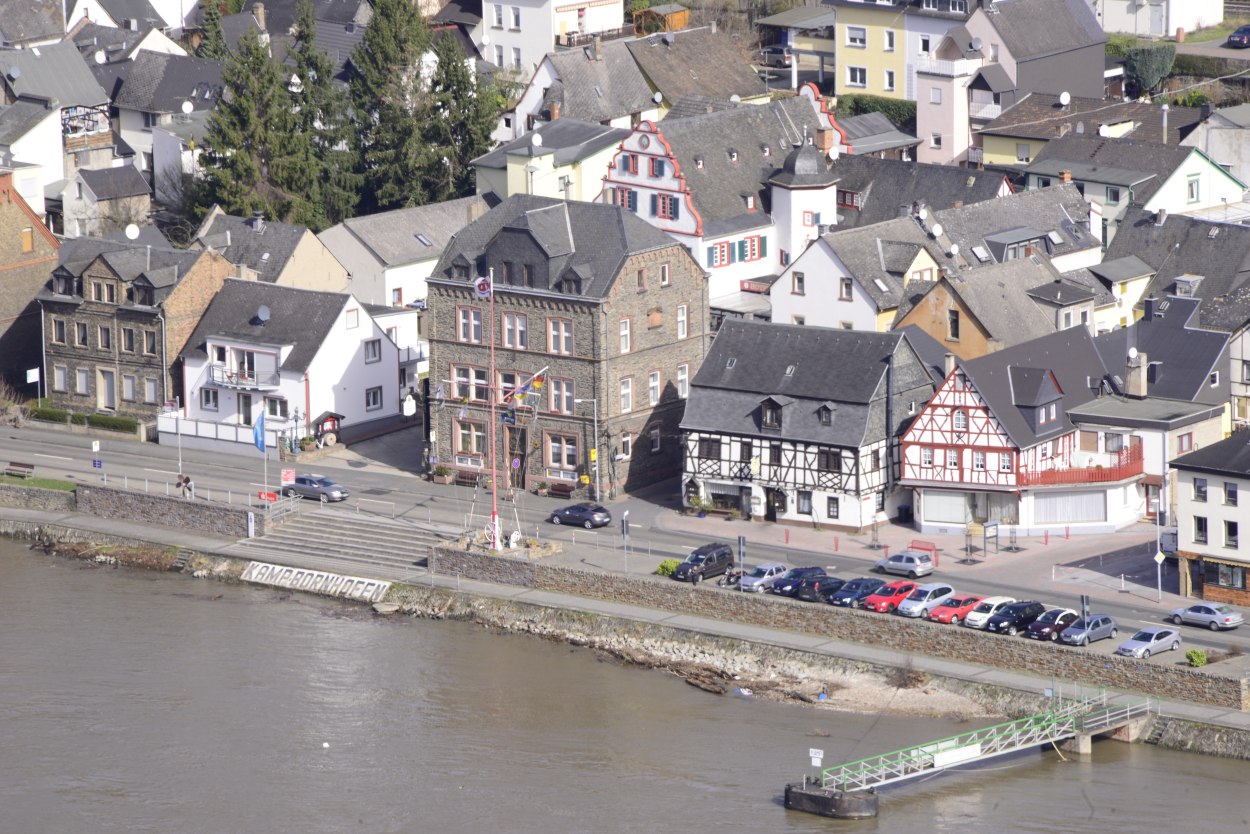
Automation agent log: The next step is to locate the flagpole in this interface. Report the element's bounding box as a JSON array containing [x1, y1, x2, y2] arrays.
[[487, 268, 500, 552]]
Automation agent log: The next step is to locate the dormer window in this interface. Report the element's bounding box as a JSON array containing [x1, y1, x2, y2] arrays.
[[819, 406, 832, 426], [133, 286, 154, 306], [54, 274, 74, 295], [728, 149, 738, 163], [762, 145, 771, 158], [762, 401, 781, 429], [695, 156, 704, 170], [745, 195, 756, 211]]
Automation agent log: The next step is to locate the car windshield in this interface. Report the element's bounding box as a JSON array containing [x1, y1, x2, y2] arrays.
[[686, 555, 706, 564], [1037, 610, 1061, 623], [906, 589, 928, 600], [311, 477, 333, 487], [939, 599, 962, 608], [973, 602, 995, 613], [844, 579, 875, 592], [1070, 618, 1090, 629], [1130, 630, 1154, 641], [747, 566, 775, 578], [1213, 605, 1236, 615]]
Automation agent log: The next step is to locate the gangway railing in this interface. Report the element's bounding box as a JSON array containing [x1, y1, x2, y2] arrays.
[[821, 693, 1151, 793]]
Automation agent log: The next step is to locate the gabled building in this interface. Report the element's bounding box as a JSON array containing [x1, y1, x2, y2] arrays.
[[192, 206, 349, 291], [68, 20, 188, 66], [680, 318, 936, 529], [0, 100, 61, 215], [427, 194, 708, 494], [1182, 102, 1250, 187], [62, 165, 151, 238], [175, 278, 399, 455], [830, 111, 922, 161], [624, 28, 767, 109], [1171, 430, 1250, 606], [472, 118, 627, 201], [0, 170, 59, 388], [830, 154, 1012, 229], [66, 0, 167, 32], [113, 51, 224, 174], [38, 239, 233, 418]]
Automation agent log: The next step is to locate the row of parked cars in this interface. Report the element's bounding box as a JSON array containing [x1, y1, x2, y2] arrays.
[[668, 544, 1244, 660]]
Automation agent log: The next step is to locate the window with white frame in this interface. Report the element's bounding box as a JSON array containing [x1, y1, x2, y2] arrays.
[[76, 368, 89, 394], [122, 374, 136, 401], [847, 26, 866, 47], [847, 66, 867, 87], [954, 409, 968, 431], [1106, 186, 1121, 205], [931, 133, 942, 149], [1016, 143, 1030, 163], [999, 453, 1012, 472], [650, 425, 661, 452], [884, 70, 895, 92], [648, 371, 661, 406], [620, 377, 633, 413], [504, 312, 527, 349], [549, 377, 574, 414], [201, 388, 218, 410], [365, 386, 383, 411], [454, 365, 489, 401], [53, 365, 67, 392], [265, 397, 288, 418], [510, 5, 520, 27], [619, 318, 631, 353], [547, 433, 577, 469], [930, 87, 942, 104], [493, 4, 503, 25], [1187, 176, 1200, 203], [828, 496, 840, 518], [547, 318, 572, 354], [364, 339, 382, 363], [458, 307, 483, 343], [512, 47, 522, 69], [677, 304, 688, 339], [885, 29, 895, 51], [620, 433, 633, 459], [946, 449, 958, 468], [144, 378, 158, 404], [677, 364, 689, 399], [973, 451, 986, 470], [660, 263, 670, 286], [74, 322, 87, 347], [457, 420, 486, 455], [921, 447, 934, 466], [346, 308, 359, 328]]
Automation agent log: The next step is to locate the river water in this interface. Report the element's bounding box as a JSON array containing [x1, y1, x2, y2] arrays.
[[1, 540, 1247, 834]]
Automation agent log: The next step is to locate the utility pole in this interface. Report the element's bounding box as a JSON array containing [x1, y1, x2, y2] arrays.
[[576, 397, 600, 501]]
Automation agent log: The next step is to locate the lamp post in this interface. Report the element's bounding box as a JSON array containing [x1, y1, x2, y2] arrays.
[[575, 397, 599, 501]]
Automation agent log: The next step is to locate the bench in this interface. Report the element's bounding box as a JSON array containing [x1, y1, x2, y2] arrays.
[[3, 462, 34, 479], [453, 469, 481, 488], [908, 539, 939, 568], [548, 481, 576, 499]]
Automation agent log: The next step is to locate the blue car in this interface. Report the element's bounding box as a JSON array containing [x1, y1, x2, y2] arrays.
[[548, 502, 611, 529], [828, 577, 886, 608], [1228, 24, 1250, 48]]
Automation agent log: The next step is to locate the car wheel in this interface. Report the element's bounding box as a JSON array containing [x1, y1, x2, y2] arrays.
[[1110, 629, 1118, 638], [850, 599, 860, 609], [582, 519, 593, 529], [283, 487, 296, 497], [887, 603, 895, 613], [1082, 636, 1089, 646], [1170, 614, 1183, 625], [1142, 649, 1151, 659], [551, 515, 562, 525], [872, 566, 884, 574], [1209, 621, 1220, 632], [908, 570, 919, 579], [1171, 641, 1180, 651], [1050, 632, 1058, 642], [1007, 626, 1018, 636], [692, 573, 702, 585], [950, 615, 960, 626], [919, 608, 929, 619]]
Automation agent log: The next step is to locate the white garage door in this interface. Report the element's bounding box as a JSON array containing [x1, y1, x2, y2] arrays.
[[1034, 490, 1106, 524]]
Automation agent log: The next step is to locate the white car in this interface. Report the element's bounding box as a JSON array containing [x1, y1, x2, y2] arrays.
[[895, 582, 956, 618], [963, 596, 1016, 630]]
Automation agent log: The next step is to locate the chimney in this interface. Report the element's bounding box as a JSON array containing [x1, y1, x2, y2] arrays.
[[710, 20, 717, 34], [592, 35, 601, 61], [468, 199, 486, 223], [815, 127, 834, 152], [250, 211, 265, 233], [1155, 208, 1167, 226], [550, 100, 560, 121], [253, 2, 266, 31], [1127, 350, 1148, 399], [1061, 169, 1072, 183], [944, 352, 957, 376], [1143, 296, 1157, 319], [1161, 102, 1169, 144]]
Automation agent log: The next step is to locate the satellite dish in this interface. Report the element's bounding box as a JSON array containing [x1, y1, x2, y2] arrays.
[[481, 34, 490, 46], [94, 49, 106, 65], [918, 208, 928, 221], [971, 37, 982, 51], [949, 243, 960, 256], [931, 223, 944, 238], [1059, 91, 1071, 107], [532, 133, 543, 147], [181, 100, 193, 115], [124, 223, 140, 240], [1098, 124, 1110, 137], [653, 91, 663, 104], [256, 305, 271, 323], [1128, 346, 1138, 360], [730, 94, 741, 103]]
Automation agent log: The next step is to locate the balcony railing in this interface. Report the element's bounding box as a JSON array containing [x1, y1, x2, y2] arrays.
[[208, 363, 281, 390], [558, 26, 633, 49], [969, 101, 1002, 120], [1018, 446, 1143, 487], [913, 56, 980, 77]]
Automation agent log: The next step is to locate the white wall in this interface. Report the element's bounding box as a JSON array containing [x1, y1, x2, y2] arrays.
[[768, 240, 881, 330], [0, 107, 61, 205], [1183, 120, 1250, 188], [1094, 0, 1223, 38], [309, 297, 400, 425]]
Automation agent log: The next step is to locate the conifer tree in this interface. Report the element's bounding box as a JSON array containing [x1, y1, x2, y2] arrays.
[[421, 35, 503, 202], [197, 0, 228, 61]]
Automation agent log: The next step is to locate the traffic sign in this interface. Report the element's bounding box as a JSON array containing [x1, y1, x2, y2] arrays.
[[1154, 550, 1166, 565], [590, 447, 597, 462], [92, 441, 100, 453], [281, 468, 295, 485], [809, 747, 824, 767], [511, 458, 520, 469], [258, 491, 278, 502], [92, 459, 102, 469]]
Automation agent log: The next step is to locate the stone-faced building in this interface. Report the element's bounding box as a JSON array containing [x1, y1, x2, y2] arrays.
[[427, 194, 708, 496], [38, 239, 233, 418], [0, 170, 59, 388]]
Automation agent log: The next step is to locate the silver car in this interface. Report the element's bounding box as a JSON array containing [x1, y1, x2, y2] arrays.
[[873, 551, 934, 578], [963, 596, 1016, 630], [283, 473, 350, 502], [895, 582, 956, 618], [739, 562, 786, 593], [1169, 603, 1244, 631], [1115, 627, 1181, 659], [1058, 614, 1118, 646]]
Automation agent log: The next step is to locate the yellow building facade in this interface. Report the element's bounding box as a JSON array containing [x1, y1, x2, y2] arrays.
[[835, 4, 908, 100]]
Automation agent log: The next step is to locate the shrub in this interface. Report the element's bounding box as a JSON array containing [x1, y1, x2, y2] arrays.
[[887, 659, 929, 689], [833, 94, 917, 134], [1186, 649, 1208, 668], [86, 413, 137, 433], [30, 405, 69, 424], [1124, 43, 1176, 95], [1105, 34, 1142, 57], [432, 464, 451, 477], [656, 558, 681, 577]]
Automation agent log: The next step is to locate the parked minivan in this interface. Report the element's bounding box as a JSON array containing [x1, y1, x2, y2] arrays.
[[757, 45, 793, 68]]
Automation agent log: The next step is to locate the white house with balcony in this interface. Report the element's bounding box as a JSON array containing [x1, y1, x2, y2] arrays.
[[167, 280, 398, 456], [442, 0, 625, 76]]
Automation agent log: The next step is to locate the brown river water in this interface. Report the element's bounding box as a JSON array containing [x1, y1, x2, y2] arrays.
[[0, 540, 1247, 833]]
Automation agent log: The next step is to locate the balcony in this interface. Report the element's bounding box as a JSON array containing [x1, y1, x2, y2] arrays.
[[913, 56, 980, 78], [208, 363, 281, 390], [557, 26, 633, 49], [969, 101, 1002, 120], [1018, 446, 1143, 487]]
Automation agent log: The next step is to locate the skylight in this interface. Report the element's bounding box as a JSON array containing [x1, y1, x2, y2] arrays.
[[1046, 230, 1064, 245], [971, 245, 991, 263], [726, 357, 736, 368], [415, 233, 433, 246], [785, 364, 796, 376], [873, 278, 889, 293]]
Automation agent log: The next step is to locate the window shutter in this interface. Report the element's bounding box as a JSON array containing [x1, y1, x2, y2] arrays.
[[650, 194, 658, 216], [759, 236, 768, 258], [629, 190, 638, 212], [730, 243, 738, 264], [814, 212, 821, 225], [671, 198, 680, 220], [706, 247, 715, 267]]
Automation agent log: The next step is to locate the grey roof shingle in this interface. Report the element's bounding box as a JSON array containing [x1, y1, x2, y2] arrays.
[[46, 238, 202, 306], [625, 28, 765, 104], [79, 165, 150, 200], [431, 194, 680, 300], [433, 0, 482, 26], [70, 20, 152, 64], [1171, 429, 1250, 478], [663, 95, 747, 121], [98, 0, 164, 28], [980, 0, 1104, 62], [1025, 135, 1220, 206], [472, 119, 628, 170], [332, 194, 490, 266], [183, 279, 349, 373], [539, 39, 655, 126], [114, 52, 225, 114], [0, 41, 108, 107], [930, 184, 1096, 268], [0, 0, 64, 45], [0, 100, 55, 145], [981, 93, 1203, 145], [835, 111, 921, 155], [831, 155, 1007, 229], [940, 258, 1066, 346], [195, 209, 309, 283]]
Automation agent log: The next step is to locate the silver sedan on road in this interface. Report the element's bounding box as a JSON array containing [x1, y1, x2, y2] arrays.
[[1169, 603, 1244, 631]]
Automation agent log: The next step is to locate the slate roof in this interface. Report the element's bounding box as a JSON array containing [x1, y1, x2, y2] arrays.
[[234, 0, 368, 35], [680, 317, 907, 447], [1213, 102, 1250, 129], [756, 7, 838, 28], [433, 0, 482, 26], [664, 95, 746, 121], [897, 323, 953, 384], [818, 216, 932, 309], [0, 0, 64, 45], [1093, 295, 1228, 402], [430, 194, 679, 300], [331, 194, 490, 266], [1171, 429, 1250, 478], [183, 279, 349, 374], [102, 223, 170, 248], [0, 100, 55, 145], [835, 111, 920, 155], [80, 165, 150, 200], [979, 0, 1104, 62], [961, 327, 1110, 449], [0, 41, 108, 107], [625, 28, 765, 105], [830, 155, 1007, 229], [98, 0, 165, 28], [70, 20, 154, 64], [1025, 135, 1218, 206], [652, 96, 824, 234], [473, 119, 628, 169], [981, 93, 1203, 145], [1104, 206, 1250, 331], [1067, 396, 1223, 431], [45, 238, 202, 306], [940, 259, 1067, 345], [195, 208, 310, 283], [538, 39, 655, 126], [768, 142, 835, 188], [114, 52, 225, 114]]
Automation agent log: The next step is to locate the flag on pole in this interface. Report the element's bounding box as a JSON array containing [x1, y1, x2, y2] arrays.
[[253, 409, 266, 453], [474, 275, 493, 299], [504, 367, 548, 404]]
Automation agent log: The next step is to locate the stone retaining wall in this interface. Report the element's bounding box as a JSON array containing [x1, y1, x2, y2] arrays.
[[76, 484, 267, 539], [0, 484, 76, 512], [432, 545, 1250, 712]]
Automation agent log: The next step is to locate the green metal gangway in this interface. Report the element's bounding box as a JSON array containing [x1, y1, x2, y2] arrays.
[[822, 692, 1154, 793]]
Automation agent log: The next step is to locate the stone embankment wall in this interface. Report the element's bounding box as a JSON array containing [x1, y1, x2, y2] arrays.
[[432, 545, 1250, 712], [76, 484, 267, 538], [0, 484, 76, 512]]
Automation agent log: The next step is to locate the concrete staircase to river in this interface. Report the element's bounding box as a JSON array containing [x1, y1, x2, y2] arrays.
[[219, 508, 457, 581]]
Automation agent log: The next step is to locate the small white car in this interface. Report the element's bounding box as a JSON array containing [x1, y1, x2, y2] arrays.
[[963, 596, 1016, 630], [895, 582, 956, 618]]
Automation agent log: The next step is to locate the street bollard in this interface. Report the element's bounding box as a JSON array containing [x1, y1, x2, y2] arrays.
[[785, 528, 790, 544], [1044, 530, 1049, 546], [884, 545, 889, 559], [1065, 526, 1070, 540], [834, 535, 839, 552]]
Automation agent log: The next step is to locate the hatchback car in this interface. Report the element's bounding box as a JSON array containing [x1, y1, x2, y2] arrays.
[[873, 551, 934, 579], [1228, 24, 1250, 48], [1025, 608, 1078, 641], [928, 594, 984, 625], [548, 502, 611, 528], [864, 580, 918, 614], [739, 562, 787, 593], [829, 576, 886, 608], [963, 596, 1016, 630], [985, 600, 1047, 636], [1169, 603, 1245, 631], [769, 566, 827, 596], [757, 45, 793, 67], [671, 543, 733, 584], [796, 575, 846, 603], [1059, 614, 1118, 646], [283, 473, 350, 502], [1115, 626, 1181, 659], [895, 582, 956, 618]]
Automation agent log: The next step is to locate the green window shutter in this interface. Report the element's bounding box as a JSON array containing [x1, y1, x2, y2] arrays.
[[706, 247, 715, 267], [759, 236, 768, 258], [650, 194, 658, 216]]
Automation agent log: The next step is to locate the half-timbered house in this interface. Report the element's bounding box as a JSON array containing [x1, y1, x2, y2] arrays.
[[680, 318, 936, 530]]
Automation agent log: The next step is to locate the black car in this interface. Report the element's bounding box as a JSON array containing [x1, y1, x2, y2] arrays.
[[1229, 24, 1250, 48], [796, 575, 847, 603], [769, 566, 827, 597], [548, 502, 611, 528], [671, 543, 734, 584], [985, 600, 1047, 636], [828, 577, 886, 608]]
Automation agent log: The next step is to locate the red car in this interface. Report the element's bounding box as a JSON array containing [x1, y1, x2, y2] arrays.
[[928, 594, 985, 625], [864, 580, 917, 613]]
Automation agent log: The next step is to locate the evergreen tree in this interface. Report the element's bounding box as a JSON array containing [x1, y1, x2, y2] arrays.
[[348, 0, 433, 212], [197, 0, 228, 61], [421, 35, 503, 202]]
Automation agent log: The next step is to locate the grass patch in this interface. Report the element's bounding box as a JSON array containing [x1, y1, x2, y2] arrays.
[[1184, 18, 1250, 44], [0, 474, 76, 491]]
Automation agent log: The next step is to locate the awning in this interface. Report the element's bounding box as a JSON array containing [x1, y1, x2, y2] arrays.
[[1142, 474, 1163, 487], [1200, 555, 1250, 569]]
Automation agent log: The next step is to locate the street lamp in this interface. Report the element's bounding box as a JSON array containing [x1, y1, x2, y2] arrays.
[[575, 397, 599, 501]]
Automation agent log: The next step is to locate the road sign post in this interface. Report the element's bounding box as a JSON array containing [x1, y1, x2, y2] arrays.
[[621, 510, 630, 574]]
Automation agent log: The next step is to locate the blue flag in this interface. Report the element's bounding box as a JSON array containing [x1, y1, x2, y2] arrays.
[[253, 409, 266, 453]]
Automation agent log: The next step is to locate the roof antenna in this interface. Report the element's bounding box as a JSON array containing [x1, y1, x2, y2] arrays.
[[146, 245, 150, 270]]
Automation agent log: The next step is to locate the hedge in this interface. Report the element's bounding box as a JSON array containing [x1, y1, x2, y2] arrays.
[[833, 94, 917, 134], [28, 406, 137, 433], [86, 413, 138, 433]]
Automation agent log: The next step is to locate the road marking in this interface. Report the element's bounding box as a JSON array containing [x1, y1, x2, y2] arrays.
[[144, 468, 180, 476], [34, 453, 73, 461]]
